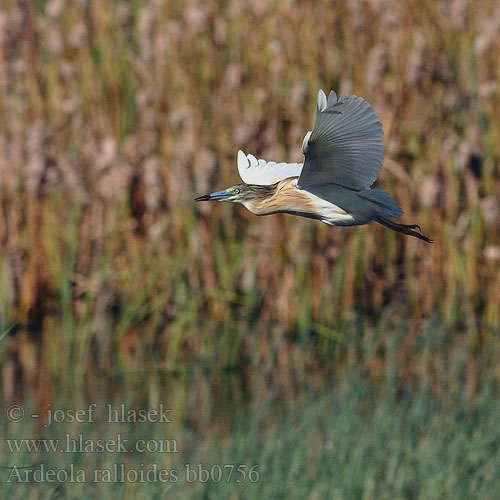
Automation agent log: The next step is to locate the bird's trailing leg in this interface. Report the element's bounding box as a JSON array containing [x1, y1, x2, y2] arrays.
[[374, 217, 433, 243]]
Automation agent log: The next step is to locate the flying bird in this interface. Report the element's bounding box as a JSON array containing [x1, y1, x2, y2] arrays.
[[195, 90, 432, 243]]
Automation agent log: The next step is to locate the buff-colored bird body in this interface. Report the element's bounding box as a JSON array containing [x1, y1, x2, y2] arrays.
[[195, 90, 432, 242], [242, 177, 357, 226]]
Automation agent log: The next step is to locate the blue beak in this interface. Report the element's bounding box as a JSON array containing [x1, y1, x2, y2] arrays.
[[195, 190, 230, 202]]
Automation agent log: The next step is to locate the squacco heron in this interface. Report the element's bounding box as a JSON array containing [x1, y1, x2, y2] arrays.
[[196, 89, 432, 243]]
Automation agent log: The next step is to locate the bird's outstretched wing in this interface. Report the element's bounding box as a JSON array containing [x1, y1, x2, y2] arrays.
[[298, 90, 384, 191], [237, 150, 303, 186]]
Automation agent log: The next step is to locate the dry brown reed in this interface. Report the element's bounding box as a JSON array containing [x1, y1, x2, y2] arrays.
[[0, 0, 499, 417]]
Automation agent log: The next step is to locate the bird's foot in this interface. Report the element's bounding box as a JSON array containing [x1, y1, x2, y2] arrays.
[[374, 217, 433, 243], [402, 225, 432, 243]]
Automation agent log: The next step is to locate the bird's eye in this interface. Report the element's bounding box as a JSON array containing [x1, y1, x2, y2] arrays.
[[234, 188, 240, 194]]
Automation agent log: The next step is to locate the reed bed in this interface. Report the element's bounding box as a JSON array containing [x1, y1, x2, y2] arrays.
[[0, 0, 499, 442]]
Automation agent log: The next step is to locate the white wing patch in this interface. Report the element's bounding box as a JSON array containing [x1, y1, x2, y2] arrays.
[[237, 150, 303, 186]]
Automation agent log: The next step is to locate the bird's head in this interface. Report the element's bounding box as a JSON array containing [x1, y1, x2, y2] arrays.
[[195, 184, 247, 203], [195, 183, 277, 205]]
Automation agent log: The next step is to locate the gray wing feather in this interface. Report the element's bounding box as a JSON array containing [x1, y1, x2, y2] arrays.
[[298, 90, 384, 191]]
